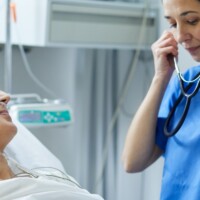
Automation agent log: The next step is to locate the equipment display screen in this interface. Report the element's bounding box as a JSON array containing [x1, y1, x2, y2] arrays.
[[19, 111, 42, 123]]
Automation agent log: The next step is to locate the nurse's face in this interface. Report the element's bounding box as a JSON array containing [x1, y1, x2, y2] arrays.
[[0, 91, 17, 152], [163, 0, 200, 61]]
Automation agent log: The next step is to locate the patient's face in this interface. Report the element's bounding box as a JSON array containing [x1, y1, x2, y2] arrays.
[[0, 91, 17, 152]]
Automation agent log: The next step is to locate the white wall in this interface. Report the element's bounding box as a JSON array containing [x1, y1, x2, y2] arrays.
[[116, 50, 163, 200], [0, 44, 164, 200], [0, 46, 80, 177], [0, 1, 168, 199]]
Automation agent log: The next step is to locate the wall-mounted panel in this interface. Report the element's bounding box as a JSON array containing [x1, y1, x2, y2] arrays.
[[0, 0, 158, 49], [47, 0, 158, 49]]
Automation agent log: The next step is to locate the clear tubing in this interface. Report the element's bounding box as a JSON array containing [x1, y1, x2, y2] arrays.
[[4, 0, 12, 93]]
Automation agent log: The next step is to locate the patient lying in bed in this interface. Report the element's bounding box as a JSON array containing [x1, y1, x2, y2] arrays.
[[0, 90, 103, 200]]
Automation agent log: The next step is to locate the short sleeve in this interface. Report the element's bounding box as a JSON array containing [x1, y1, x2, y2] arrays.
[[155, 117, 168, 151]]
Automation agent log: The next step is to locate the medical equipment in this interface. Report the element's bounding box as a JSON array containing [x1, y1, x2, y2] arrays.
[[0, 0, 158, 48], [8, 94, 73, 128], [164, 58, 200, 137]]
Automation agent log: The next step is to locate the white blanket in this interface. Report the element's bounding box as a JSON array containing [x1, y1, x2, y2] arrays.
[[5, 118, 66, 171], [0, 177, 103, 200], [2, 119, 104, 200]]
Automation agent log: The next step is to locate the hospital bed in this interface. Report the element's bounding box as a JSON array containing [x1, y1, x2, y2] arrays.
[[1, 118, 103, 200]]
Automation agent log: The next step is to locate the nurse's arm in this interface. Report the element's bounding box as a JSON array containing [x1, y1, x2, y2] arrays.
[[122, 75, 168, 173]]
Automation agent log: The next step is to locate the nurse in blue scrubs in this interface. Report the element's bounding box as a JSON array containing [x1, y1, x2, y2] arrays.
[[122, 0, 200, 199]]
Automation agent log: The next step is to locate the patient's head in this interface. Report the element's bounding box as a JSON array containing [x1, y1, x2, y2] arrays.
[[0, 90, 17, 152]]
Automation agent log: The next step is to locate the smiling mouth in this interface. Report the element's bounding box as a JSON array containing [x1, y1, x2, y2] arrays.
[[186, 46, 200, 54]]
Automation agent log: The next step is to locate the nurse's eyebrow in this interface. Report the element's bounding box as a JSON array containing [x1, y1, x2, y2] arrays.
[[164, 11, 199, 19]]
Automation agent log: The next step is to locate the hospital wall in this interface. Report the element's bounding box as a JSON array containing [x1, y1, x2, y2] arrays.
[[0, 2, 180, 200], [1, 47, 79, 174], [0, 47, 164, 200], [0, 13, 162, 200]]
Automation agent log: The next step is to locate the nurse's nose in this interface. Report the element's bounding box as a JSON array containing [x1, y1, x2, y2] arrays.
[[173, 25, 191, 44]]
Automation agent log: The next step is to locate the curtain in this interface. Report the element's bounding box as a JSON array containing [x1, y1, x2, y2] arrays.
[[75, 49, 120, 199], [74, 48, 155, 200], [73, 1, 158, 200]]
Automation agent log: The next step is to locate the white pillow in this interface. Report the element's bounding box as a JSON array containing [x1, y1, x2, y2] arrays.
[[5, 118, 66, 172]]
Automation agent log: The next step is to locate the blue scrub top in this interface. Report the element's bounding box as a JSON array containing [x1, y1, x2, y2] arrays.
[[156, 65, 200, 200]]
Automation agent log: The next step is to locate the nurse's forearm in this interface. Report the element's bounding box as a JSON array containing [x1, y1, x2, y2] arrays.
[[122, 75, 169, 172]]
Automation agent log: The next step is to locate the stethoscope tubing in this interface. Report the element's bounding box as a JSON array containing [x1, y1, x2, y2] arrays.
[[164, 72, 200, 137]]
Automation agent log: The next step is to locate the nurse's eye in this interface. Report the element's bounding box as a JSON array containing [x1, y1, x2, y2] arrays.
[[169, 23, 177, 29], [187, 19, 199, 25]]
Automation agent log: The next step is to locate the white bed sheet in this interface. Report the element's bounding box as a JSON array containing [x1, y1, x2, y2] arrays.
[[0, 177, 103, 200], [3, 119, 104, 200], [5, 118, 65, 171]]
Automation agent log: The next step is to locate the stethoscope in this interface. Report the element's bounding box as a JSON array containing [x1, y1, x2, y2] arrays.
[[164, 57, 200, 137]]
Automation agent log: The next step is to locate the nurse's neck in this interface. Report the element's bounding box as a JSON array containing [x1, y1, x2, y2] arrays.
[[0, 153, 14, 180]]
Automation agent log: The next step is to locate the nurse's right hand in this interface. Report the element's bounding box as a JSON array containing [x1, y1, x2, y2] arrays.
[[151, 30, 178, 81]]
